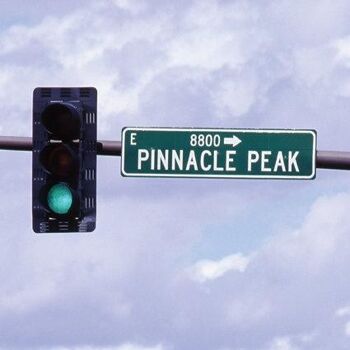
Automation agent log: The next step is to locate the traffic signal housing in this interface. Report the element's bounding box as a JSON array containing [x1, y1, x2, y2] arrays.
[[33, 87, 97, 233]]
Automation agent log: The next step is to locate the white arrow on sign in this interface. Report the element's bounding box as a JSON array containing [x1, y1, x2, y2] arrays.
[[223, 135, 242, 147]]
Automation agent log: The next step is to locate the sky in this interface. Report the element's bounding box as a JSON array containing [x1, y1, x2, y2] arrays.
[[1, 0, 350, 349]]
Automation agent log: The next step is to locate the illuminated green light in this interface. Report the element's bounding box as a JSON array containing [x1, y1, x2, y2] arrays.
[[47, 183, 73, 214]]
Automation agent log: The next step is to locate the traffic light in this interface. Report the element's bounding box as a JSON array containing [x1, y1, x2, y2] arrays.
[[32, 87, 97, 233]]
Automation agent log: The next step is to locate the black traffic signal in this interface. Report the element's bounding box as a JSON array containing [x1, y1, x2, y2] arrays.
[[32, 87, 97, 233]]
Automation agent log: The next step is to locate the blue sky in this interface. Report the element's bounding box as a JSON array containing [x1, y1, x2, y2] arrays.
[[1, 0, 350, 349]]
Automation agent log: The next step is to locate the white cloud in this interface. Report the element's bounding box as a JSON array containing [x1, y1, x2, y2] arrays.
[[188, 253, 250, 283], [345, 322, 350, 337], [212, 74, 258, 118], [111, 0, 148, 14], [335, 305, 350, 317], [333, 35, 350, 68], [0, 0, 276, 127], [0, 280, 56, 314], [47, 344, 164, 350], [167, 28, 245, 71], [267, 337, 299, 350], [293, 46, 335, 87]]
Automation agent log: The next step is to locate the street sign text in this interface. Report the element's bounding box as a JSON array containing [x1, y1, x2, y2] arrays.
[[121, 128, 316, 179]]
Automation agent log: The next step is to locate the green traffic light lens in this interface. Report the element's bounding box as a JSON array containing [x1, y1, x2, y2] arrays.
[[47, 183, 73, 215]]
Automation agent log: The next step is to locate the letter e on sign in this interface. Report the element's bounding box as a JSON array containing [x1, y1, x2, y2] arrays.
[[131, 133, 137, 145]]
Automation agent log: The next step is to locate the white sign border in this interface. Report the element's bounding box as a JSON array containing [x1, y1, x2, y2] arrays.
[[121, 127, 317, 180]]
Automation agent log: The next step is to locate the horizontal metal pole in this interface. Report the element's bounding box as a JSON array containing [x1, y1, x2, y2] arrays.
[[0, 136, 121, 156], [0, 136, 33, 151], [0, 136, 349, 170], [316, 151, 350, 170], [97, 140, 121, 156]]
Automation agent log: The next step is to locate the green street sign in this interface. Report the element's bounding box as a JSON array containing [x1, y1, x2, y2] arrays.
[[121, 128, 316, 179]]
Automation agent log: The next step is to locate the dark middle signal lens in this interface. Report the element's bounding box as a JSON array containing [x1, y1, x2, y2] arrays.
[[40, 144, 77, 178]]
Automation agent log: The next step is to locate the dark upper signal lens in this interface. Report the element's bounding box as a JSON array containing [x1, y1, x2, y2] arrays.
[[41, 103, 80, 140]]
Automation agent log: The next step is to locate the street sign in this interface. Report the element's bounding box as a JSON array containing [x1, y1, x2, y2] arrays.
[[121, 128, 316, 179]]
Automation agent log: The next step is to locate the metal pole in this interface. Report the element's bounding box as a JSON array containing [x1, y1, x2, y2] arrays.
[[0, 136, 121, 156], [97, 140, 121, 156], [0, 136, 349, 170], [0, 136, 32, 151], [316, 151, 350, 170]]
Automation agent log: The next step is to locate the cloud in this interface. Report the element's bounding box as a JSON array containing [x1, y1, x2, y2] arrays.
[[187, 253, 250, 282], [46, 344, 164, 350], [1, 0, 349, 138], [344, 322, 350, 337], [266, 337, 300, 350], [335, 306, 350, 318], [111, 0, 148, 15], [0, 0, 282, 134]]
